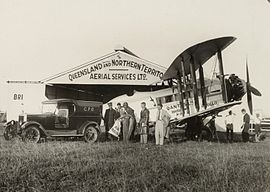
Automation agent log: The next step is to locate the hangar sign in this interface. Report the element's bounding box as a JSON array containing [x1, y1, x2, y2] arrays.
[[68, 59, 163, 82], [45, 50, 166, 85]]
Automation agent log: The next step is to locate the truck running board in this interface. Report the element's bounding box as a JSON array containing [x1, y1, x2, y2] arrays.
[[51, 134, 84, 137]]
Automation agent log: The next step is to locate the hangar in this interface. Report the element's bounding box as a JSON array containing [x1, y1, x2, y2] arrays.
[[42, 46, 167, 103], [6, 46, 167, 120]]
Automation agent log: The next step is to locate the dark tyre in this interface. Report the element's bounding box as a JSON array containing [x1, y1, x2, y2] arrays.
[[84, 126, 98, 143], [3, 125, 16, 141], [23, 126, 40, 143]]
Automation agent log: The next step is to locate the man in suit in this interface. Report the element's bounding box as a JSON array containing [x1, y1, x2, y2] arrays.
[[241, 109, 250, 142], [123, 102, 135, 119], [104, 102, 117, 140], [123, 102, 136, 140], [115, 103, 122, 119], [119, 108, 131, 143], [155, 103, 171, 145], [139, 102, 150, 144]]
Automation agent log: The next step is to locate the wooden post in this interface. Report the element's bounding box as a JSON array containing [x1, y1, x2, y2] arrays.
[[180, 59, 190, 115], [190, 56, 200, 112], [217, 50, 228, 103]]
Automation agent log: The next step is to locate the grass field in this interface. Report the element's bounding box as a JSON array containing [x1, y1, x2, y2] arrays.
[[0, 137, 270, 192]]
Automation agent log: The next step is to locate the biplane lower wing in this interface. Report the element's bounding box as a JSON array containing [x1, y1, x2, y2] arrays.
[[170, 101, 242, 125]]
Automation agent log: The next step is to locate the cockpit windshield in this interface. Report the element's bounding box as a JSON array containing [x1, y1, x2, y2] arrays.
[[42, 103, 57, 114]]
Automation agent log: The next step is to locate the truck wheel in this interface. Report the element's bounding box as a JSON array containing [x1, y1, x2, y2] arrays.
[[84, 126, 98, 143], [23, 126, 40, 143], [4, 125, 16, 141]]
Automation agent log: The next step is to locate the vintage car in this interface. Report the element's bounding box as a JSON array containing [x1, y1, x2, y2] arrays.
[[4, 99, 103, 143]]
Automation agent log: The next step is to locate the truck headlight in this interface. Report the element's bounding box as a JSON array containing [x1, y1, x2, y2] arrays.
[[5, 120, 15, 127]]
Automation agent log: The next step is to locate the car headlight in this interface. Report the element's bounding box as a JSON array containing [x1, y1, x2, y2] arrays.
[[5, 120, 15, 127]]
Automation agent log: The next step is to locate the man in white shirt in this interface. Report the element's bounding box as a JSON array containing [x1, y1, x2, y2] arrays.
[[155, 103, 171, 145], [225, 110, 235, 143]]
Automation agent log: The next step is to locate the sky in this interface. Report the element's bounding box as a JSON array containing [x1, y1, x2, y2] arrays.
[[0, 0, 270, 115]]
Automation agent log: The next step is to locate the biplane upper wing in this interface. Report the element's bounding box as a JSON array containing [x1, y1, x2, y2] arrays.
[[170, 101, 242, 125], [162, 36, 236, 80]]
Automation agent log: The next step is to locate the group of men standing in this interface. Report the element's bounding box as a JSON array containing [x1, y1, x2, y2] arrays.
[[105, 103, 257, 144], [104, 102, 135, 142], [225, 108, 260, 143], [103, 102, 171, 145]]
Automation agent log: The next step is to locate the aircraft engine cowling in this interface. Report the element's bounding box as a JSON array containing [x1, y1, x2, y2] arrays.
[[226, 74, 245, 102]]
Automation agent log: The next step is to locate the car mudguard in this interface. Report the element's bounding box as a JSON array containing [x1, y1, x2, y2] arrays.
[[78, 121, 100, 134], [21, 121, 48, 137]]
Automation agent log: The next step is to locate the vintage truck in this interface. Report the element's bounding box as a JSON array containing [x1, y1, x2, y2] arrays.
[[4, 99, 103, 143]]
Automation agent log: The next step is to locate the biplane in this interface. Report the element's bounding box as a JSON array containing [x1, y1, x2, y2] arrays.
[[108, 36, 262, 140]]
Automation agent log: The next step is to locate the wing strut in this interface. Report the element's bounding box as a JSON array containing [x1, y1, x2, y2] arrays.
[[217, 50, 228, 103], [176, 73, 185, 116], [190, 56, 200, 112], [180, 58, 190, 115], [199, 63, 207, 109]]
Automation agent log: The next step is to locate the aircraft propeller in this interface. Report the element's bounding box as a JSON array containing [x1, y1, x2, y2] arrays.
[[245, 62, 262, 115], [246, 63, 253, 114], [226, 63, 261, 114]]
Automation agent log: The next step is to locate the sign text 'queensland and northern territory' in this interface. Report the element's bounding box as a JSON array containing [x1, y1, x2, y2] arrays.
[[67, 59, 164, 84]]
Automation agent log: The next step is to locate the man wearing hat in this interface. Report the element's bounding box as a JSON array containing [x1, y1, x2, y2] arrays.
[[104, 102, 117, 140]]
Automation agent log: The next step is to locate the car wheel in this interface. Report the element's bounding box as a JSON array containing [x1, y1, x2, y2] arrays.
[[84, 126, 98, 143], [23, 126, 41, 143], [3, 125, 16, 141]]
